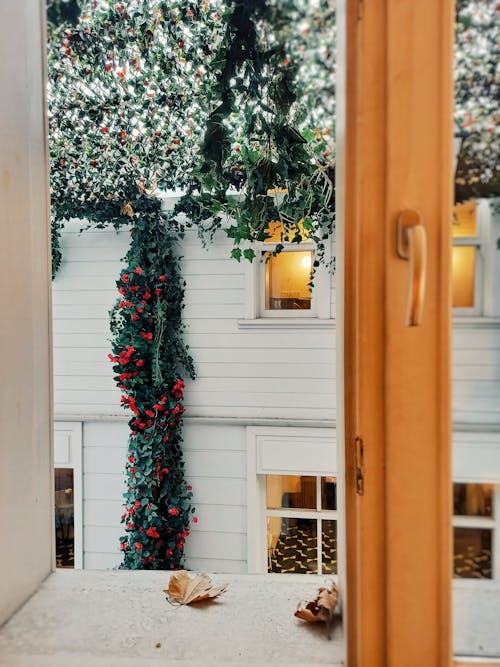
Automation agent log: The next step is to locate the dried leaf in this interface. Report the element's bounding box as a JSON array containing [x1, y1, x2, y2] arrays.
[[164, 570, 227, 606], [120, 202, 134, 218], [295, 583, 339, 637]]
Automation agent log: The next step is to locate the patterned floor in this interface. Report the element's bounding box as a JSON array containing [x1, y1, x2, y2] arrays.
[[56, 536, 74, 568], [268, 522, 337, 574], [453, 548, 492, 579]]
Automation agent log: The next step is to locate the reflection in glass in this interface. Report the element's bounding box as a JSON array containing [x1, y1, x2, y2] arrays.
[[452, 201, 477, 238], [321, 476, 337, 510], [452, 246, 476, 308], [264, 250, 313, 310], [267, 517, 318, 573], [266, 475, 316, 510], [453, 527, 492, 579], [55, 468, 74, 568], [453, 483, 493, 517], [322, 519, 337, 574]]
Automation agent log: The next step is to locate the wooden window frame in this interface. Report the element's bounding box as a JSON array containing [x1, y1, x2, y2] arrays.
[[337, 0, 482, 664]]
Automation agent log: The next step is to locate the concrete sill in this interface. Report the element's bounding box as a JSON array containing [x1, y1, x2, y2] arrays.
[[0, 571, 344, 667]]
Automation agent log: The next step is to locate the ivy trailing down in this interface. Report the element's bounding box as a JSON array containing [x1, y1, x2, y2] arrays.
[[174, 0, 337, 269], [108, 204, 196, 568]]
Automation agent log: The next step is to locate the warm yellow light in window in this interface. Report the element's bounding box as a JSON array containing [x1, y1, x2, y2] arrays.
[[452, 200, 477, 238], [452, 245, 475, 308], [264, 250, 313, 310]]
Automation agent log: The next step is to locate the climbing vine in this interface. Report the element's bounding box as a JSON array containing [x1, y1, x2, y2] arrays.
[[108, 207, 196, 568]]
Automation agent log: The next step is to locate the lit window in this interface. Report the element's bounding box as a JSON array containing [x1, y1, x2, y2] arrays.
[[263, 249, 314, 311], [452, 201, 481, 312], [259, 221, 317, 317], [452, 483, 494, 579], [265, 474, 337, 574]]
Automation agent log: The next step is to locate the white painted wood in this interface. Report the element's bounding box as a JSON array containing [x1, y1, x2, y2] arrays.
[[0, 0, 53, 624], [247, 426, 337, 573], [252, 427, 337, 475], [453, 432, 500, 482]]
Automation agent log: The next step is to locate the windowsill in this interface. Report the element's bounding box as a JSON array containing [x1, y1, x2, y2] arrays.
[[452, 316, 500, 329], [237, 318, 336, 330]]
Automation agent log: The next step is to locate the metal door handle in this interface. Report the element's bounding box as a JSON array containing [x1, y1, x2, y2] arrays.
[[396, 210, 427, 327]]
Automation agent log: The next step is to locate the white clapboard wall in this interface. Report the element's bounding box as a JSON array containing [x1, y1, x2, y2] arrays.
[[51, 214, 500, 571], [52, 219, 337, 421]]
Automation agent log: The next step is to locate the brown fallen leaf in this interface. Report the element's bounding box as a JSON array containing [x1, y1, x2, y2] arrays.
[[164, 570, 227, 606], [120, 202, 134, 218], [295, 583, 339, 638]]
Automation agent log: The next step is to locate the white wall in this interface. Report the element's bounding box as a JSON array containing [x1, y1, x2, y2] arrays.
[[52, 220, 336, 422], [80, 420, 247, 572], [51, 207, 500, 572], [0, 0, 53, 625]]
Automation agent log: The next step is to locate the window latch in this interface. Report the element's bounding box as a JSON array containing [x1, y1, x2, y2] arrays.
[[397, 210, 427, 327], [355, 436, 364, 496]]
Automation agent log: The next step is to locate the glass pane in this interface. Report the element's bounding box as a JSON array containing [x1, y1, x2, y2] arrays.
[[453, 483, 493, 517], [266, 475, 316, 510], [452, 201, 477, 238], [322, 519, 338, 574], [264, 251, 313, 310], [453, 527, 492, 579], [452, 245, 475, 308], [54, 468, 74, 568], [321, 476, 337, 510], [267, 517, 318, 574]]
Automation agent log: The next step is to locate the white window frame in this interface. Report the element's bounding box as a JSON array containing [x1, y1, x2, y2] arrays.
[[265, 474, 338, 574], [246, 425, 338, 576], [53, 421, 83, 569], [239, 239, 334, 327], [452, 483, 500, 584], [452, 199, 486, 316], [258, 242, 318, 318]]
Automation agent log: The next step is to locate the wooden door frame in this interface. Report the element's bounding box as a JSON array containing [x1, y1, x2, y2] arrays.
[[341, 0, 455, 664]]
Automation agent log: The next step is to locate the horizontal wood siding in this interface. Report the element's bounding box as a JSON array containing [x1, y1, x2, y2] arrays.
[[52, 221, 336, 421], [80, 421, 247, 571], [452, 326, 500, 425]]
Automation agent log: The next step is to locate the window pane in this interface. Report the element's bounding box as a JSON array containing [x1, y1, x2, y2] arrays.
[[55, 468, 74, 568], [266, 475, 316, 510], [452, 245, 475, 308], [267, 517, 318, 573], [322, 519, 338, 574], [453, 527, 492, 579], [452, 201, 477, 238], [453, 483, 493, 517], [321, 476, 337, 510], [264, 251, 313, 310]]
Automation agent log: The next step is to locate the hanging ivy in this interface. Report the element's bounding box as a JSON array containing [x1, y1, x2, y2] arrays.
[[172, 0, 336, 270]]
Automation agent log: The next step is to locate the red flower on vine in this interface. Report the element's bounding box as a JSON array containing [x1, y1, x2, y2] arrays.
[[134, 266, 143, 275], [159, 275, 166, 282], [146, 527, 160, 539], [168, 507, 179, 516], [134, 542, 143, 551], [140, 331, 153, 340]]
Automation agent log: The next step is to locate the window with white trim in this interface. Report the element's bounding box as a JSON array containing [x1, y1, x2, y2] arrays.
[[452, 482, 500, 580], [452, 200, 483, 314], [266, 474, 337, 574], [241, 221, 333, 324]]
